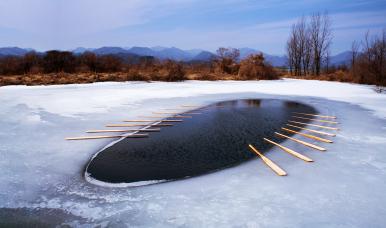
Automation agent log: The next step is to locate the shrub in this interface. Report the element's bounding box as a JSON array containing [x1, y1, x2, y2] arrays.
[[195, 73, 218, 81], [238, 53, 278, 80], [163, 60, 187, 81], [127, 70, 150, 81]]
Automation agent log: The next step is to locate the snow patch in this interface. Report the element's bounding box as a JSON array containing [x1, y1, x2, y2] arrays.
[[1, 79, 386, 226]]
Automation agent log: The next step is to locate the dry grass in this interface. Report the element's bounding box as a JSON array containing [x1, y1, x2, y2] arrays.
[[1, 70, 363, 87], [0, 71, 284, 86], [284, 70, 360, 83]]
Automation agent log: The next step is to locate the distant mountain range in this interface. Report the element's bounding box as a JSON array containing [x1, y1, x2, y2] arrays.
[[0, 46, 352, 67], [0, 47, 31, 56]]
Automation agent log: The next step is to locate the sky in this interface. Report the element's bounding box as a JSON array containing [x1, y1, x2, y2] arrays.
[[0, 0, 385, 55]]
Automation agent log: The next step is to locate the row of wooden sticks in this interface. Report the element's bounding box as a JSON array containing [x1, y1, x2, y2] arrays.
[[65, 105, 215, 140], [248, 111, 338, 176], [65, 105, 337, 176]]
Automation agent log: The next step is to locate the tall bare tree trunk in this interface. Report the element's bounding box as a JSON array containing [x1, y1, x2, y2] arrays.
[[310, 12, 332, 76]]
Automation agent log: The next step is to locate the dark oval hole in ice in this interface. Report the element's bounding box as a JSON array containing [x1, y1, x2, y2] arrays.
[[85, 99, 316, 186]]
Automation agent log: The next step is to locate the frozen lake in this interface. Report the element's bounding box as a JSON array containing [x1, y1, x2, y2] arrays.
[[1, 79, 386, 227], [86, 99, 316, 186]]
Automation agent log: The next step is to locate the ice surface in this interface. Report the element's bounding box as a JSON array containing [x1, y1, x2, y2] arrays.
[[1, 79, 386, 227]]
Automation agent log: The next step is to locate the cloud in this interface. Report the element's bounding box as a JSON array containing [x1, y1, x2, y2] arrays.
[[0, 0, 385, 53], [332, 11, 386, 30], [0, 0, 197, 34]]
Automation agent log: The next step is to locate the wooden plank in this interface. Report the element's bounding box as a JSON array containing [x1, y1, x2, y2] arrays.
[[281, 127, 333, 143], [292, 116, 339, 124], [138, 116, 169, 118], [293, 112, 337, 119], [263, 138, 313, 162], [288, 120, 339, 131], [86, 128, 160, 133], [106, 123, 173, 127], [286, 124, 336, 137], [171, 115, 193, 118], [153, 111, 180, 114], [248, 144, 287, 176], [66, 135, 122, 140], [275, 132, 326, 151], [163, 108, 192, 110], [66, 134, 148, 140], [121, 120, 158, 122], [153, 112, 201, 115], [122, 119, 182, 122], [139, 115, 192, 118]]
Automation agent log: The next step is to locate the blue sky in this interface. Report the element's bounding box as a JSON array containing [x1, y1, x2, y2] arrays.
[[0, 0, 385, 54]]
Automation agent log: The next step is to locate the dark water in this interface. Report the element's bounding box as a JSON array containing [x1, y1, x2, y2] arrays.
[[86, 99, 316, 184]]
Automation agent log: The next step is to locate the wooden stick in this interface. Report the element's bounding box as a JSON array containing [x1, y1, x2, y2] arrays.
[[292, 116, 339, 124], [163, 108, 192, 110], [121, 120, 158, 122], [288, 120, 339, 130], [281, 127, 333, 143], [275, 132, 326, 151], [248, 144, 287, 176], [156, 119, 183, 122], [185, 113, 202, 115], [286, 124, 336, 137], [122, 119, 182, 122], [293, 112, 337, 119], [106, 123, 173, 127], [66, 134, 148, 140], [139, 115, 192, 118], [86, 128, 160, 133], [263, 138, 313, 162], [153, 112, 201, 115], [171, 115, 193, 118]]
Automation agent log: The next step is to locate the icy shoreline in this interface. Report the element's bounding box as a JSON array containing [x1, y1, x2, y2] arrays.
[[1, 79, 386, 227], [1, 79, 385, 118]]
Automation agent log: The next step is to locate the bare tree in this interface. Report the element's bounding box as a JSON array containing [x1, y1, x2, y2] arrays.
[[373, 29, 386, 86], [286, 39, 295, 75], [238, 53, 278, 80], [351, 40, 359, 67], [297, 17, 309, 76], [215, 47, 240, 74], [287, 24, 302, 76], [286, 16, 314, 76], [309, 12, 332, 75], [363, 30, 372, 63], [351, 29, 386, 87]]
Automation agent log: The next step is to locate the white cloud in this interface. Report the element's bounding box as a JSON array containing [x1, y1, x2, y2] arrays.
[[0, 0, 385, 53], [0, 0, 196, 35], [332, 11, 386, 30]]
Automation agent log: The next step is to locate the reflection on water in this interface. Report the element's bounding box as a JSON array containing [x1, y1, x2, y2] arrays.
[[86, 99, 316, 185], [246, 99, 261, 107]]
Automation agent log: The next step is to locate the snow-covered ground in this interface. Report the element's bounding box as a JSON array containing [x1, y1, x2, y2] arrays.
[[1, 79, 386, 227]]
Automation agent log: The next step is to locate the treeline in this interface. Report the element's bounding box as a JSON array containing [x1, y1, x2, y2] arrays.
[[287, 12, 385, 87], [212, 47, 278, 80], [286, 12, 332, 76], [0, 51, 187, 82], [350, 30, 386, 86], [0, 51, 152, 75], [0, 48, 278, 85]]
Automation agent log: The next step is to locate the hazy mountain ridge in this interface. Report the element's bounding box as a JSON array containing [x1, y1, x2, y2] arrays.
[[0, 47, 31, 56], [0, 46, 352, 67], [329, 51, 352, 66]]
